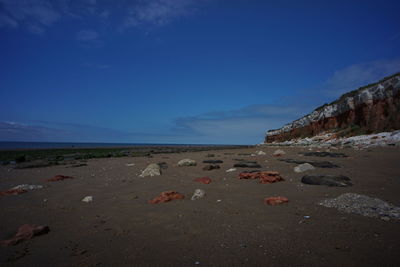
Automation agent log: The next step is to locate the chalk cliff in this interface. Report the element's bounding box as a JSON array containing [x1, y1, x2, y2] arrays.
[[265, 73, 400, 143]]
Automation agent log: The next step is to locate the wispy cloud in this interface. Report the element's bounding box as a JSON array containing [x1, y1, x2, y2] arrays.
[[0, 0, 207, 34], [0, 121, 183, 143], [0, 0, 61, 34], [76, 29, 98, 41], [324, 59, 400, 96], [120, 0, 202, 31], [0, 0, 100, 34], [170, 59, 400, 144], [76, 29, 104, 47], [84, 62, 110, 69], [0, 121, 68, 142], [0, 12, 18, 28], [171, 104, 308, 144]]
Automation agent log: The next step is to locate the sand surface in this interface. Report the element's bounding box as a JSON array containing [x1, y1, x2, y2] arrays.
[[1, 146, 400, 266]]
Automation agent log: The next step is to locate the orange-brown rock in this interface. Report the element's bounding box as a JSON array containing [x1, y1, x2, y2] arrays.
[[46, 175, 74, 182], [0, 188, 27, 196], [239, 171, 284, 184], [148, 191, 185, 204], [1, 224, 50, 247], [264, 196, 289, 205], [194, 177, 212, 184]]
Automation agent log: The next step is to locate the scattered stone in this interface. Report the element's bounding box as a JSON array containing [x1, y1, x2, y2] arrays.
[[226, 168, 237, 172], [273, 149, 286, 157], [294, 163, 315, 173], [82, 196, 93, 203], [239, 171, 284, 184], [278, 158, 339, 168], [0, 189, 27, 196], [11, 184, 44, 191], [139, 163, 161, 177], [300, 152, 347, 158], [46, 175, 74, 182], [177, 159, 197, 167], [148, 191, 185, 204], [301, 175, 352, 187], [233, 162, 261, 168], [68, 163, 87, 168], [319, 193, 400, 221], [202, 165, 220, 171], [264, 196, 289, 205], [194, 177, 212, 184], [157, 162, 168, 169], [14, 160, 54, 169], [203, 160, 223, 164], [1, 224, 50, 247], [191, 189, 206, 200], [256, 151, 266, 155]]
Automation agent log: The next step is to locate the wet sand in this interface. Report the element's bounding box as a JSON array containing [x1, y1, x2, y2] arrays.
[[0, 146, 400, 266]]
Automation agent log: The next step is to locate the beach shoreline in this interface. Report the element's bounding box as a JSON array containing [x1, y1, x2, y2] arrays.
[[0, 145, 399, 266]]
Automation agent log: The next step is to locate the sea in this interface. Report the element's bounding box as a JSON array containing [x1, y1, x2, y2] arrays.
[[0, 141, 222, 150]]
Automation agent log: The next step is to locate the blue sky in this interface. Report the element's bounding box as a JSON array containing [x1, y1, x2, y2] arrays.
[[0, 0, 399, 144]]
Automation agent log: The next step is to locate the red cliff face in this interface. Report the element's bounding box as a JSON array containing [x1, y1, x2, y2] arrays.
[[265, 73, 400, 143]]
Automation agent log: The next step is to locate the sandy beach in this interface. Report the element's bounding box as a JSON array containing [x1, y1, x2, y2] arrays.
[[0, 146, 400, 266]]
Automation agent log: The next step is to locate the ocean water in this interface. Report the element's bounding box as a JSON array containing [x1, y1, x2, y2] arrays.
[[0, 141, 218, 150]]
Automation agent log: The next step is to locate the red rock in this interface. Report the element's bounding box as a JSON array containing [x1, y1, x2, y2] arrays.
[[239, 171, 284, 184], [238, 172, 260, 180], [264, 196, 289, 205], [258, 172, 284, 184], [148, 191, 185, 204], [194, 177, 212, 184], [1, 224, 50, 247], [46, 175, 74, 182], [0, 189, 27, 196]]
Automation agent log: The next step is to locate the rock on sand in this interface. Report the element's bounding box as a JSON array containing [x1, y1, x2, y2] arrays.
[[177, 159, 197, 167], [139, 163, 161, 177], [294, 163, 315, 173], [319, 193, 400, 221], [191, 189, 206, 200], [301, 175, 352, 187], [273, 149, 286, 156]]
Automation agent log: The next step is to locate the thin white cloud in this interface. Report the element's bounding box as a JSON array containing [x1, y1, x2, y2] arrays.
[[27, 24, 45, 35], [0, 0, 99, 33], [324, 59, 400, 96], [84, 62, 110, 69], [0, 12, 18, 27], [121, 0, 201, 30], [99, 9, 109, 19], [0, 0, 61, 28], [76, 29, 98, 41], [0, 120, 186, 143], [0, 0, 209, 35], [172, 104, 308, 144]]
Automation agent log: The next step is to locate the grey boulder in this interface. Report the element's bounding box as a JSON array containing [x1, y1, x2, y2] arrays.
[[301, 175, 352, 187]]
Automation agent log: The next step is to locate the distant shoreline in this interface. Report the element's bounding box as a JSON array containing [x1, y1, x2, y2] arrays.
[[0, 141, 248, 151], [0, 143, 251, 165]]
